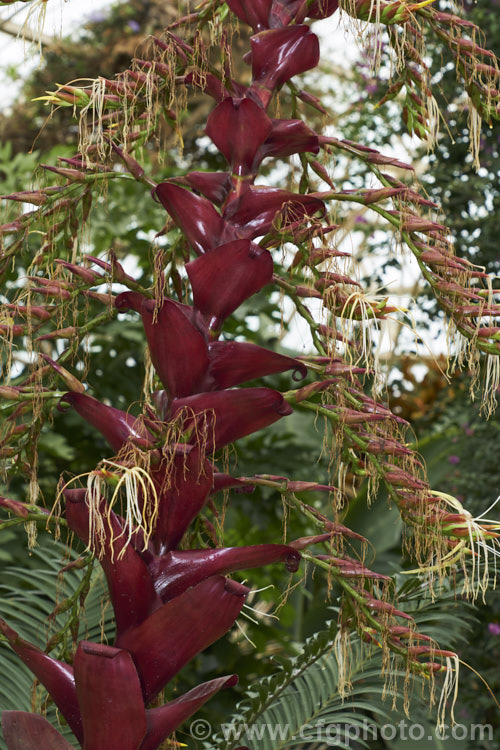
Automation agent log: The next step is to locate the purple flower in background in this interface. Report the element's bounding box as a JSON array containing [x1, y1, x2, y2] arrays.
[[87, 11, 106, 23], [448, 455, 460, 465], [127, 20, 141, 32], [488, 623, 500, 636]]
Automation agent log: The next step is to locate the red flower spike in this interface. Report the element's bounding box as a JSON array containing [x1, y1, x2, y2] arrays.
[[0, 619, 82, 743], [173, 171, 233, 204], [115, 576, 248, 703], [60, 392, 152, 454], [117, 293, 304, 395], [223, 187, 325, 238], [3, 649, 237, 750], [116, 292, 209, 399], [155, 182, 234, 254], [74, 642, 147, 750], [186, 239, 273, 329], [149, 544, 301, 602], [67, 487, 293, 623], [250, 26, 320, 106], [171, 387, 292, 451], [207, 340, 307, 388], [206, 98, 272, 176], [227, 0, 338, 30], [259, 118, 319, 161], [151, 445, 213, 553], [64, 489, 158, 637], [2, 712, 75, 750], [226, 0, 272, 31], [141, 675, 238, 750], [271, 0, 308, 25]]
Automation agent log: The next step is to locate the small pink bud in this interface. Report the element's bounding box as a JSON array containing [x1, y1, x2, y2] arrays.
[[31, 286, 72, 300], [297, 89, 327, 114], [317, 324, 354, 345], [477, 327, 500, 339], [362, 186, 407, 204], [287, 481, 334, 492], [41, 164, 87, 182], [324, 361, 366, 377], [36, 326, 78, 341], [0, 221, 23, 234], [0, 386, 22, 400], [384, 468, 428, 490], [401, 216, 446, 233], [434, 11, 475, 27], [365, 152, 414, 171], [81, 290, 115, 305], [0, 324, 25, 336], [295, 285, 322, 298], [337, 408, 387, 425], [5, 304, 53, 321], [0, 497, 31, 518], [55, 259, 102, 284], [39, 354, 85, 393], [28, 274, 72, 288], [293, 379, 336, 403], [1, 191, 48, 206], [315, 272, 361, 288], [307, 248, 350, 265], [309, 160, 335, 187], [110, 142, 146, 180]]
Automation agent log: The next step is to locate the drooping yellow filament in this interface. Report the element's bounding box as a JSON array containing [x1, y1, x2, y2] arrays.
[[101, 459, 159, 560], [402, 492, 500, 601], [436, 654, 459, 733]]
